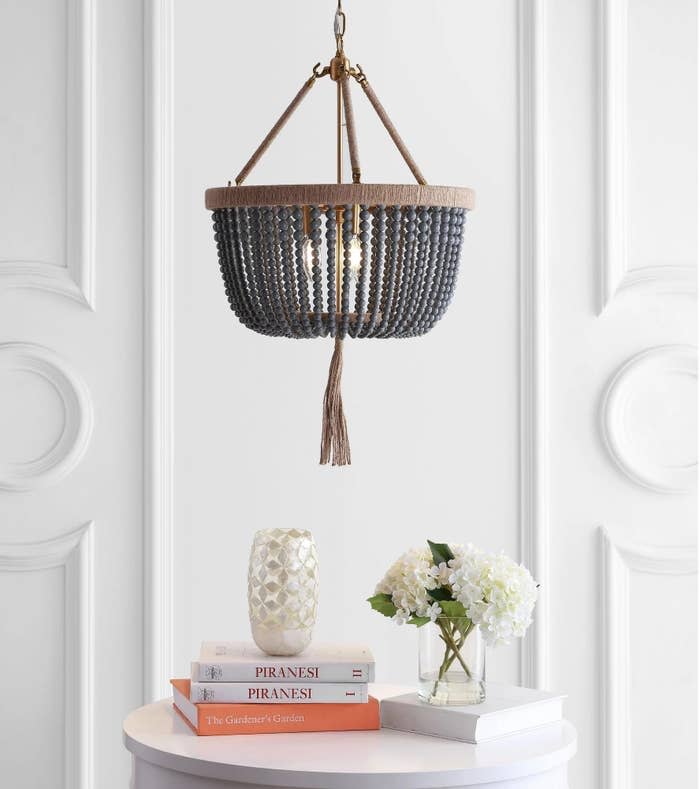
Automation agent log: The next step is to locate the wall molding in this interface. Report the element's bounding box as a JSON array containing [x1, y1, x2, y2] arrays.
[[0, 0, 96, 308], [0, 522, 95, 789], [599, 0, 696, 312], [518, 0, 549, 690], [144, 0, 175, 702], [0, 343, 93, 491], [600, 528, 697, 789], [600, 345, 697, 493]]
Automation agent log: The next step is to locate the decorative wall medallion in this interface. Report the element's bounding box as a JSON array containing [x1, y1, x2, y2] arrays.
[[601, 345, 697, 493], [0, 343, 93, 491]]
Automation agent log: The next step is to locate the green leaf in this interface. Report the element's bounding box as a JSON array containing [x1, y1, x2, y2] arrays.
[[367, 593, 397, 618], [427, 540, 455, 566], [428, 587, 452, 601], [408, 616, 431, 628], [438, 600, 467, 618]]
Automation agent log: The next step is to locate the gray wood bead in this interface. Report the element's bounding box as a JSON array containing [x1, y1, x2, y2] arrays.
[[211, 203, 466, 339]]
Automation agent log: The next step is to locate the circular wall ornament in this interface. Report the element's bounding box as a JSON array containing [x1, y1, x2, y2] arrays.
[[601, 345, 698, 493], [0, 343, 93, 491]]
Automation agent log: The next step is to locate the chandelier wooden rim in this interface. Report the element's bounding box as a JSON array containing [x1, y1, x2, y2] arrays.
[[205, 183, 475, 211]]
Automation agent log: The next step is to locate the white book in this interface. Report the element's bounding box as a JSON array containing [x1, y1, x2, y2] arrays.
[[190, 680, 369, 704], [380, 684, 565, 743], [192, 641, 375, 683]]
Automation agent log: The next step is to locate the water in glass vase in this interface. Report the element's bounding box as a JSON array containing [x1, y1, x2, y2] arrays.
[[418, 616, 485, 705]]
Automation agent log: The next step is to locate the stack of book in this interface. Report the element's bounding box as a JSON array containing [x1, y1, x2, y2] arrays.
[[172, 641, 379, 735]]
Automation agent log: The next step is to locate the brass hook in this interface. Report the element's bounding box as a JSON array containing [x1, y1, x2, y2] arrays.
[[353, 63, 366, 84]]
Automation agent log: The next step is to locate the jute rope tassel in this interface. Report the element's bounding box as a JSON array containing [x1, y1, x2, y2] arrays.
[[320, 337, 351, 466]]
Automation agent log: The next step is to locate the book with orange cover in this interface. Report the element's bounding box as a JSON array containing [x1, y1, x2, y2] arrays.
[[171, 679, 380, 736]]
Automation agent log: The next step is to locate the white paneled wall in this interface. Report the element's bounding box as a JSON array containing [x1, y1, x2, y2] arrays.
[[0, 0, 144, 787], [0, 0, 95, 306], [0, 0, 695, 787], [0, 525, 94, 789], [601, 530, 697, 789], [154, 1, 697, 787], [165, 0, 521, 700], [167, 0, 521, 705], [545, 0, 697, 787]]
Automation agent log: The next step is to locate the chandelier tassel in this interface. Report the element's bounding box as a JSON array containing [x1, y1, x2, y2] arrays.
[[320, 337, 351, 466]]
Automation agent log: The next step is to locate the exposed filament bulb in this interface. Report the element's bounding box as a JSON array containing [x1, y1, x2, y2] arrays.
[[302, 235, 361, 283], [302, 236, 315, 278], [347, 235, 362, 281]]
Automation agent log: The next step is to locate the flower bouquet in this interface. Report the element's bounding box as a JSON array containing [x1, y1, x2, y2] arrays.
[[368, 540, 538, 705]]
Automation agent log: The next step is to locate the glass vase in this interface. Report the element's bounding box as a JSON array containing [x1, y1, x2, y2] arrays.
[[418, 616, 485, 705]]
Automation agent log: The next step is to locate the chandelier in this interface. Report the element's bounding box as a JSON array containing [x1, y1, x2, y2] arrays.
[[206, 1, 474, 466]]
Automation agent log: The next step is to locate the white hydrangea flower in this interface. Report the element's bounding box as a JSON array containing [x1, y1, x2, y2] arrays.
[[451, 549, 538, 647], [447, 543, 485, 609], [375, 547, 438, 622], [372, 540, 537, 644], [429, 560, 452, 586]]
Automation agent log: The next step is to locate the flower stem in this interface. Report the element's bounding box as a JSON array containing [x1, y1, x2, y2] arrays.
[[436, 619, 473, 680]]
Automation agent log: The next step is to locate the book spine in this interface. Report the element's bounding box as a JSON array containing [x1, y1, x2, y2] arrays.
[[190, 681, 368, 704], [192, 661, 374, 683], [174, 697, 381, 735], [380, 699, 478, 743]]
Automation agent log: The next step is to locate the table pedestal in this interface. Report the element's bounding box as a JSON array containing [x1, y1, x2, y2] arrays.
[[133, 758, 570, 789]]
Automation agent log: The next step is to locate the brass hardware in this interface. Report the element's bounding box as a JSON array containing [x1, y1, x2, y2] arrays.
[[336, 78, 343, 305], [336, 81, 343, 184], [330, 55, 350, 81]]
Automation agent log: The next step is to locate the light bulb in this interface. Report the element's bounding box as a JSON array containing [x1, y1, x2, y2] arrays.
[[302, 236, 314, 278], [348, 235, 362, 281]]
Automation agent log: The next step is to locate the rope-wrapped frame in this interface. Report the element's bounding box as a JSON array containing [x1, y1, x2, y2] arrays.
[[211, 200, 469, 339]]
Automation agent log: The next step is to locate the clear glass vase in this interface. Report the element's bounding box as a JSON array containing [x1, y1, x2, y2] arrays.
[[418, 617, 485, 705]]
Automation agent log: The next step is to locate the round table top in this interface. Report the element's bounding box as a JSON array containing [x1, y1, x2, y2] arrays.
[[123, 684, 577, 789]]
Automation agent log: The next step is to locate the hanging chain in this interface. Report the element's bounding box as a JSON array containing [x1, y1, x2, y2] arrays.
[[334, 1, 346, 55], [308, 0, 366, 84]]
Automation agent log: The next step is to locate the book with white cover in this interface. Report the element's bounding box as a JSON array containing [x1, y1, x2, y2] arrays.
[[192, 641, 375, 683], [380, 684, 565, 743], [190, 680, 368, 704]]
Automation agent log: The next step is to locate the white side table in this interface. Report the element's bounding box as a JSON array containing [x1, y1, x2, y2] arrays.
[[123, 684, 577, 789]]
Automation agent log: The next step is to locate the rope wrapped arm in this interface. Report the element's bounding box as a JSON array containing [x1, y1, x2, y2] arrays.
[[340, 75, 361, 183], [235, 73, 318, 186], [355, 70, 427, 186]]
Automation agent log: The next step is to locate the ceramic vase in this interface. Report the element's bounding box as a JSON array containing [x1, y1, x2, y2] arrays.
[[247, 528, 319, 656]]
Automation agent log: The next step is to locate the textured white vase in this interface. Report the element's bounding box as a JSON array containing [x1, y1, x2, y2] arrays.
[[247, 528, 319, 656]]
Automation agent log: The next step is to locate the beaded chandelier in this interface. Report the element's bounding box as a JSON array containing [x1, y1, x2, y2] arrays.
[[206, 1, 474, 466]]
